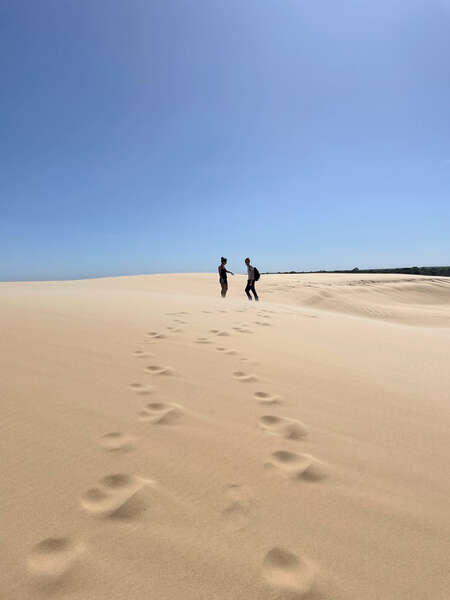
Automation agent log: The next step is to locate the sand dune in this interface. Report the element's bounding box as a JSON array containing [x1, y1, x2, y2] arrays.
[[1, 273, 449, 599]]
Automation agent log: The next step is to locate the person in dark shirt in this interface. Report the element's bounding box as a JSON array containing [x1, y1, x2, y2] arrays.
[[218, 257, 234, 298], [244, 257, 259, 301]]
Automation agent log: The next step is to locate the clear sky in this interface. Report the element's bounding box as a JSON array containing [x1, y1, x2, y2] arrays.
[[1, 0, 449, 280]]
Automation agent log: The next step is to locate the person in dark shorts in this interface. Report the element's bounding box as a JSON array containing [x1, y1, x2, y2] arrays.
[[218, 257, 234, 298], [244, 257, 259, 301]]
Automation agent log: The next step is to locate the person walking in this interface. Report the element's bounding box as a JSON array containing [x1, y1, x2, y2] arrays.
[[244, 257, 259, 301], [218, 257, 233, 298]]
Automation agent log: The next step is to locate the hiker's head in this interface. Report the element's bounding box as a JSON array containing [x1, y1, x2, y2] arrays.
[[221, 257, 227, 265], [245, 257, 250, 266]]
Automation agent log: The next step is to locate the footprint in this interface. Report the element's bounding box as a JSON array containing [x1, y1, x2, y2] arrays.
[[81, 474, 148, 518], [222, 484, 254, 531], [216, 347, 237, 355], [133, 351, 153, 359], [233, 371, 258, 383], [139, 402, 182, 424], [195, 337, 211, 344], [262, 547, 316, 597], [236, 327, 254, 334], [130, 382, 154, 395], [255, 321, 271, 327], [267, 451, 327, 481], [209, 329, 219, 334], [232, 325, 253, 334], [146, 332, 167, 340], [99, 432, 135, 452], [259, 416, 308, 440], [27, 537, 84, 581], [216, 330, 231, 337], [145, 365, 173, 376], [254, 391, 281, 405]]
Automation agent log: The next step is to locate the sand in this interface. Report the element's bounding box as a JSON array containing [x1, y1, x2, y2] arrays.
[[1, 272, 449, 599]]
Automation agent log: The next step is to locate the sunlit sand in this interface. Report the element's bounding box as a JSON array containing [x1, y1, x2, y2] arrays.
[[2, 273, 449, 599]]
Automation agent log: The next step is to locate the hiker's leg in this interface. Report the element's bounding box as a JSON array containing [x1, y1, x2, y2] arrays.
[[251, 281, 258, 300], [245, 280, 252, 300], [221, 281, 228, 298]]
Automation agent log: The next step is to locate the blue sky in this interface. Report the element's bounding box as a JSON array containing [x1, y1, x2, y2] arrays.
[[1, 0, 449, 280]]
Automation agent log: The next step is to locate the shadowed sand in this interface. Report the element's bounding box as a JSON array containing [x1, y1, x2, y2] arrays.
[[1, 273, 449, 599]]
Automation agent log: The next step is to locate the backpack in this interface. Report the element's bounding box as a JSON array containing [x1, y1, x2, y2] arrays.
[[253, 267, 260, 281]]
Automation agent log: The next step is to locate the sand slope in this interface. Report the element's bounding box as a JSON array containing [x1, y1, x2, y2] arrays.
[[1, 273, 449, 599]]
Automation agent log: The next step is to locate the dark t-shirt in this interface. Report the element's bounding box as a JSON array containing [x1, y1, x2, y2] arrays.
[[219, 265, 227, 282]]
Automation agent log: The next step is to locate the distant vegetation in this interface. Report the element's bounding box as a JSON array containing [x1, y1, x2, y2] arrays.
[[268, 266, 450, 277]]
